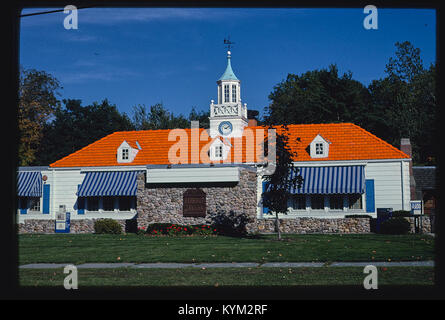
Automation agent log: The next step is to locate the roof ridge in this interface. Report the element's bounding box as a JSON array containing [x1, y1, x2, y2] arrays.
[[111, 127, 207, 135]]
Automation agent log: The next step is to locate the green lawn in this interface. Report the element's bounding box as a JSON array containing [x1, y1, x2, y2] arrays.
[[19, 233, 434, 264], [19, 266, 434, 287]]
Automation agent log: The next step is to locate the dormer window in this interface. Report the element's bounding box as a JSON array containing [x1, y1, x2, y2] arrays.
[[315, 143, 324, 155], [215, 145, 223, 158], [117, 141, 139, 163], [122, 148, 129, 160], [310, 134, 330, 158], [209, 138, 230, 161]]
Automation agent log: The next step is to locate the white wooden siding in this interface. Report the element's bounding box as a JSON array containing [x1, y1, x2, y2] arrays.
[[257, 160, 411, 218]]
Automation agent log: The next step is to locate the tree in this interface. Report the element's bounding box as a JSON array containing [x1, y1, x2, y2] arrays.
[[369, 41, 436, 164], [261, 123, 303, 240], [264, 64, 371, 128], [385, 41, 424, 83], [131, 103, 209, 130], [37, 99, 134, 165], [131, 103, 189, 130], [188, 107, 210, 128], [18, 67, 61, 166]]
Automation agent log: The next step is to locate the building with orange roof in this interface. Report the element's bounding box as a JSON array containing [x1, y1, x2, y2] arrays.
[[17, 49, 414, 234]]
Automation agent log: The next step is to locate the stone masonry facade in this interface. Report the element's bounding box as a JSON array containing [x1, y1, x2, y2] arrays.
[[136, 168, 258, 230]]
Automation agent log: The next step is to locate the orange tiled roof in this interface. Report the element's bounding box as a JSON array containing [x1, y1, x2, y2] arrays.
[[49, 123, 410, 168]]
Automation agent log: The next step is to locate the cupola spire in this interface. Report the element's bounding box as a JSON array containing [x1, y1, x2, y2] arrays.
[[219, 50, 239, 81]]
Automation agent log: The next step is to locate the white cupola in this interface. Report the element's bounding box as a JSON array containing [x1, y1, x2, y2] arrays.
[[209, 49, 248, 138]]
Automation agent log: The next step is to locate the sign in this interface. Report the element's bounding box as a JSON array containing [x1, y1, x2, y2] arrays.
[[183, 189, 206, 217], [55, 211, 71, 233], [410, 200, 423, 215]]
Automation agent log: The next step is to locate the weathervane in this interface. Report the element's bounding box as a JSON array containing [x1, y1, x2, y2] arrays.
[[224, 36, 235, 53]]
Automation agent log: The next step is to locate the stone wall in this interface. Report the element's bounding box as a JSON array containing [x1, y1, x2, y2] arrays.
[[18, 219, 55, 234], [18, 219, 127, 234], [136, 168, 258, 230], [406, 216, 432, 234], [251, 217, 371, 234]]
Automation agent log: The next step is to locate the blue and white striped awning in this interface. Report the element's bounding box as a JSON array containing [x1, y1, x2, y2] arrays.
[[77, 171, 140, 197], [284, 165, 365, 194], [290, 166, 365, 194], [17, 171, 42, 197]]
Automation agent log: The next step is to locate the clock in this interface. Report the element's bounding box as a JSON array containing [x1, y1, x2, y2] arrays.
[[218, 121, 233, 136]]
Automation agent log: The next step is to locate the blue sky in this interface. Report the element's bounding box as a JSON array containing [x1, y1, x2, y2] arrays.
[[19, 7, 436, 120]]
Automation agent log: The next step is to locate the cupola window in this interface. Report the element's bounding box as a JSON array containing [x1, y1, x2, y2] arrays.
[[224, 85, 230, 103], [232, 84, 237, 102]]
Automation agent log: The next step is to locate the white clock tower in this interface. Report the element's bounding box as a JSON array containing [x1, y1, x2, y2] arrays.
[[209, 49, 248, 138]]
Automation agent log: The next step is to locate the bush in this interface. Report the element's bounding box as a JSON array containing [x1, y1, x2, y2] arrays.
[[145, 223, 216, 236], [380, 217, 411, 235], [391, 210, 413, 217], [94, 219, 122, 234], [209, 211, 252, 237]]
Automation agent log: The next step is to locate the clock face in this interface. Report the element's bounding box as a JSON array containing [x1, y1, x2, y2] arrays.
[[218, 121, 233, 136]]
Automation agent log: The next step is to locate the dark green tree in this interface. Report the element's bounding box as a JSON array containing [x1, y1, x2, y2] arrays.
[[37, 99, 134, 165], [131, 103, 189, 130], [369, 41, 436, 164], [262, 119, 303, 240], [265, 64, 371, 127], [188, 107, 210, 128]]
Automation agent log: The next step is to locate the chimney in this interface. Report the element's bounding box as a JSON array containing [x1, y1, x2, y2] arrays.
[[247, 109, 259, 127], [248, 118, 257, 127], [400, 138, 412, 158], [400, 138, 417, 201]]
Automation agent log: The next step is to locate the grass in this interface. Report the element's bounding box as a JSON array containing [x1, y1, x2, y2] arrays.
[[19, 233, 435, 264], [19, 266, 434, 287]]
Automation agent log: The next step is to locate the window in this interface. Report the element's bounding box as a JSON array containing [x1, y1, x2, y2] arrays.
[[87, 197, 99, 211], [348, 194, 363, 209], [311, 195, 324, 210], [18, 197, 27, 210], [315, 143, 324, 155], [29, 197, 41, 212], [122, 148, 129, 160], [290, 195, 306, 210], [103, 197, 115, 211], [224, 85, 229, 103], [329, 195, 343, 210], [119, 196, 132, 211], [215, 145, 223, 158], [232, 84, 237, 102]]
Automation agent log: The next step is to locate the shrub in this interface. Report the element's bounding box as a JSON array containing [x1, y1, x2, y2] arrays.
[[391, 210, 413, 217], [380, 217, 411, 235], [209, 210, 252, 237], [94, 219, 122, 234]]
